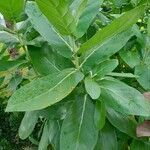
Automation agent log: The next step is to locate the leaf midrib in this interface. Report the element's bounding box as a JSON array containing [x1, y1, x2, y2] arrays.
[[75, 94, 87, 150]]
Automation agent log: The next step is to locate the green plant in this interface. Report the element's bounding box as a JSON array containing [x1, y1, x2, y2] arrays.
[[0, 0, 150, 149]]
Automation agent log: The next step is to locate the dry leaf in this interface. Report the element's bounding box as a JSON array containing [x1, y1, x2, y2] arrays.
[[136, 121, 150, 137], [143, 92, 150, 101]]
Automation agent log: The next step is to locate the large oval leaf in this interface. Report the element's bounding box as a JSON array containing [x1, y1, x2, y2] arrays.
[[26, 1, 73, 58], [79, 4, 146, 54], [79, 4, 146, 71], [99, 77, 150, 116], [60, 95, 98, 150], [79, 29, 134, 72], [6, 68, 84, 112]]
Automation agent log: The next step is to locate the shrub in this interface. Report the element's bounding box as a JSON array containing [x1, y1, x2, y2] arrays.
[[0, 0, 150, 149]]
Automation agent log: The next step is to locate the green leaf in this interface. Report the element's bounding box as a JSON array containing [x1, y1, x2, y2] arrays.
[[94, 100, 106, 130], [95, 121, 118, 150], [148, 18, 150, 37], [38, 120, 60, 150], [48, 120, 60, 150], [79, 4, 146, 54], [106, 107, 137, 137], [84, 77, 101, 99], [7, 73, 23, 93], [135, 64, 150, 90], [0, 58, 26, 77], [28, 44, 74, 75], [74, 0, 103, 38], [0, 0, 25, 21], [79, 4, 146, 71], [130, 140, 150, 150], [0, 31, 19, 44], [28, 45, 73, 76], [36, 0, 76, 35], [26, 1, 73, 58], [6, 68, 84, 112], [60, 95, 98, 150], [99, 77, 150, 116], [0, 77, 4, 85], [19, 111, 39, 140], [108, 72, 138, 78], [38, 121, 50, 150], [120, 48, 141, 68], [93, 59, 118, 78], [113, 0, 128, 8], [79, 29, 134, 72], [70, 0, 88, 21], [28, 45, 60, 76]]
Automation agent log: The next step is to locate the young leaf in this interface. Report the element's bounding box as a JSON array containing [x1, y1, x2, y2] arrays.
[[6, 68, 84, 112], [19, 111, 39, 140], [0, 0, 25, 21], [99, 77, 150, 116], [74, 0, 103, 38], [79, 29, 134, 72], [60, 95, 98, 150], [26, 1, 73, 58], [107, 107, 137, 137], [84, 77, 101, 99], [95, 121, 118, 150], [135, 64, 150, 90], [93, 59, 118, 78], [94, 100, 106, 130], [36, 0, 76, 35]]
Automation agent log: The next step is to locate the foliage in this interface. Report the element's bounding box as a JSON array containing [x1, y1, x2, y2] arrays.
[[0, 0, 150, 149]]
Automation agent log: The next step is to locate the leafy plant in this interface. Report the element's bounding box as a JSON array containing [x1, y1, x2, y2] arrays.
[[0, 0, 150, 149]]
